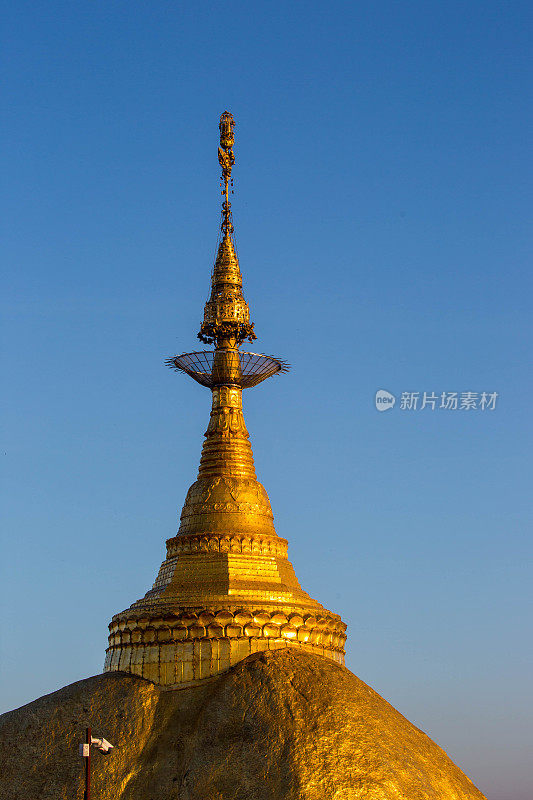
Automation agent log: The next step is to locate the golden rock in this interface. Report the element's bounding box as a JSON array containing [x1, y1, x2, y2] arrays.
[[0, 650, 486, 799]]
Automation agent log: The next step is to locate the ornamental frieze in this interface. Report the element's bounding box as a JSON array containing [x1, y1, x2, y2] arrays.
[[107, 607, 347, 653], [165, 532, 288, 558]]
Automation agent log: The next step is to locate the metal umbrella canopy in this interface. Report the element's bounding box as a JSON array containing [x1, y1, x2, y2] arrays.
[[166, 350, 289, 388]]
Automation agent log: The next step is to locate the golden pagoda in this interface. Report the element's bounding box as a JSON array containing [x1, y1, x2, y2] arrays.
[[104, 112, 347, 686]]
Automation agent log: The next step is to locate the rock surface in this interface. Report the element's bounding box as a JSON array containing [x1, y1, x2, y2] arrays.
[[0, 650, 486, 800]]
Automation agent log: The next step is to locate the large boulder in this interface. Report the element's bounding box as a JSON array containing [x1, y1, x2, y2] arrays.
[[0, 649, 486, 799]]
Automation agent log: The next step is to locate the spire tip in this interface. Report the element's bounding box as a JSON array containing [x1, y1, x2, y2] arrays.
[[218, 112, 236, 238]]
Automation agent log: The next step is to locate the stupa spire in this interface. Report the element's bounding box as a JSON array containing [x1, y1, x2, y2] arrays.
[[104, 113, 347, 686], [218, 109, 236, 239], [198, 111, 256, 348]]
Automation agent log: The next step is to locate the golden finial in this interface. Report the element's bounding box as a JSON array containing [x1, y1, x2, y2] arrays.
[[195, 112, 257, 347], [218, 111, 235, 238]]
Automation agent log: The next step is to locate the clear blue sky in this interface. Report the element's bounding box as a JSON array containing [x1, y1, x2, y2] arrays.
[[1, 2, 531, 798]]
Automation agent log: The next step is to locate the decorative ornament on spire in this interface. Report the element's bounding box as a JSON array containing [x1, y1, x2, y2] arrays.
[[197, 111, 257, 348], [218, 110, 235, 238]]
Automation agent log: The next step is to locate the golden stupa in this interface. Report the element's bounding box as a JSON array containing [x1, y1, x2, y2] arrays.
[[103, 112, 347, 686]]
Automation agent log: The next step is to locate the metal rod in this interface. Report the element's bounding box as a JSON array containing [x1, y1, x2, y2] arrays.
[[84, 726, 91, 800]]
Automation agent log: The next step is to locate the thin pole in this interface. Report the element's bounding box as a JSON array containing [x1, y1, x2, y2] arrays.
[[84, 726, 91, 800]]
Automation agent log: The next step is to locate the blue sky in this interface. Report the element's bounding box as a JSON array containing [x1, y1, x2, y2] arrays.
[[1, 2, 532, 798]]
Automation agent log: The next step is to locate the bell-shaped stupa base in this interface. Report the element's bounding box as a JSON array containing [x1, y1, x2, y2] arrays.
[[104, 385, 346, 686], [104, 537, 346, 685]]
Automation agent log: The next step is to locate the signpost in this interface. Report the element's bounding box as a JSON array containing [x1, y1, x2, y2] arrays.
[[83, 726, 91, 800], [79, 726, 114, 799]]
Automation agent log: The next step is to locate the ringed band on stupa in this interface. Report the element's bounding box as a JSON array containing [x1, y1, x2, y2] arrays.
[[104, 112, 347, 686]]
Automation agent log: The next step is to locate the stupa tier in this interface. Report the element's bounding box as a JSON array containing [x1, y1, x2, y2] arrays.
[[104, 112, 347, 686]]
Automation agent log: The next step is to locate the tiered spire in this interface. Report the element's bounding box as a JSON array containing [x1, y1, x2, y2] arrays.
[[104, 113, 346, 687], [198, 111, 256, 348]]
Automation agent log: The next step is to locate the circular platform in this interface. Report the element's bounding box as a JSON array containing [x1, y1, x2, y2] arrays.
[[166, 351, 289, 388]]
